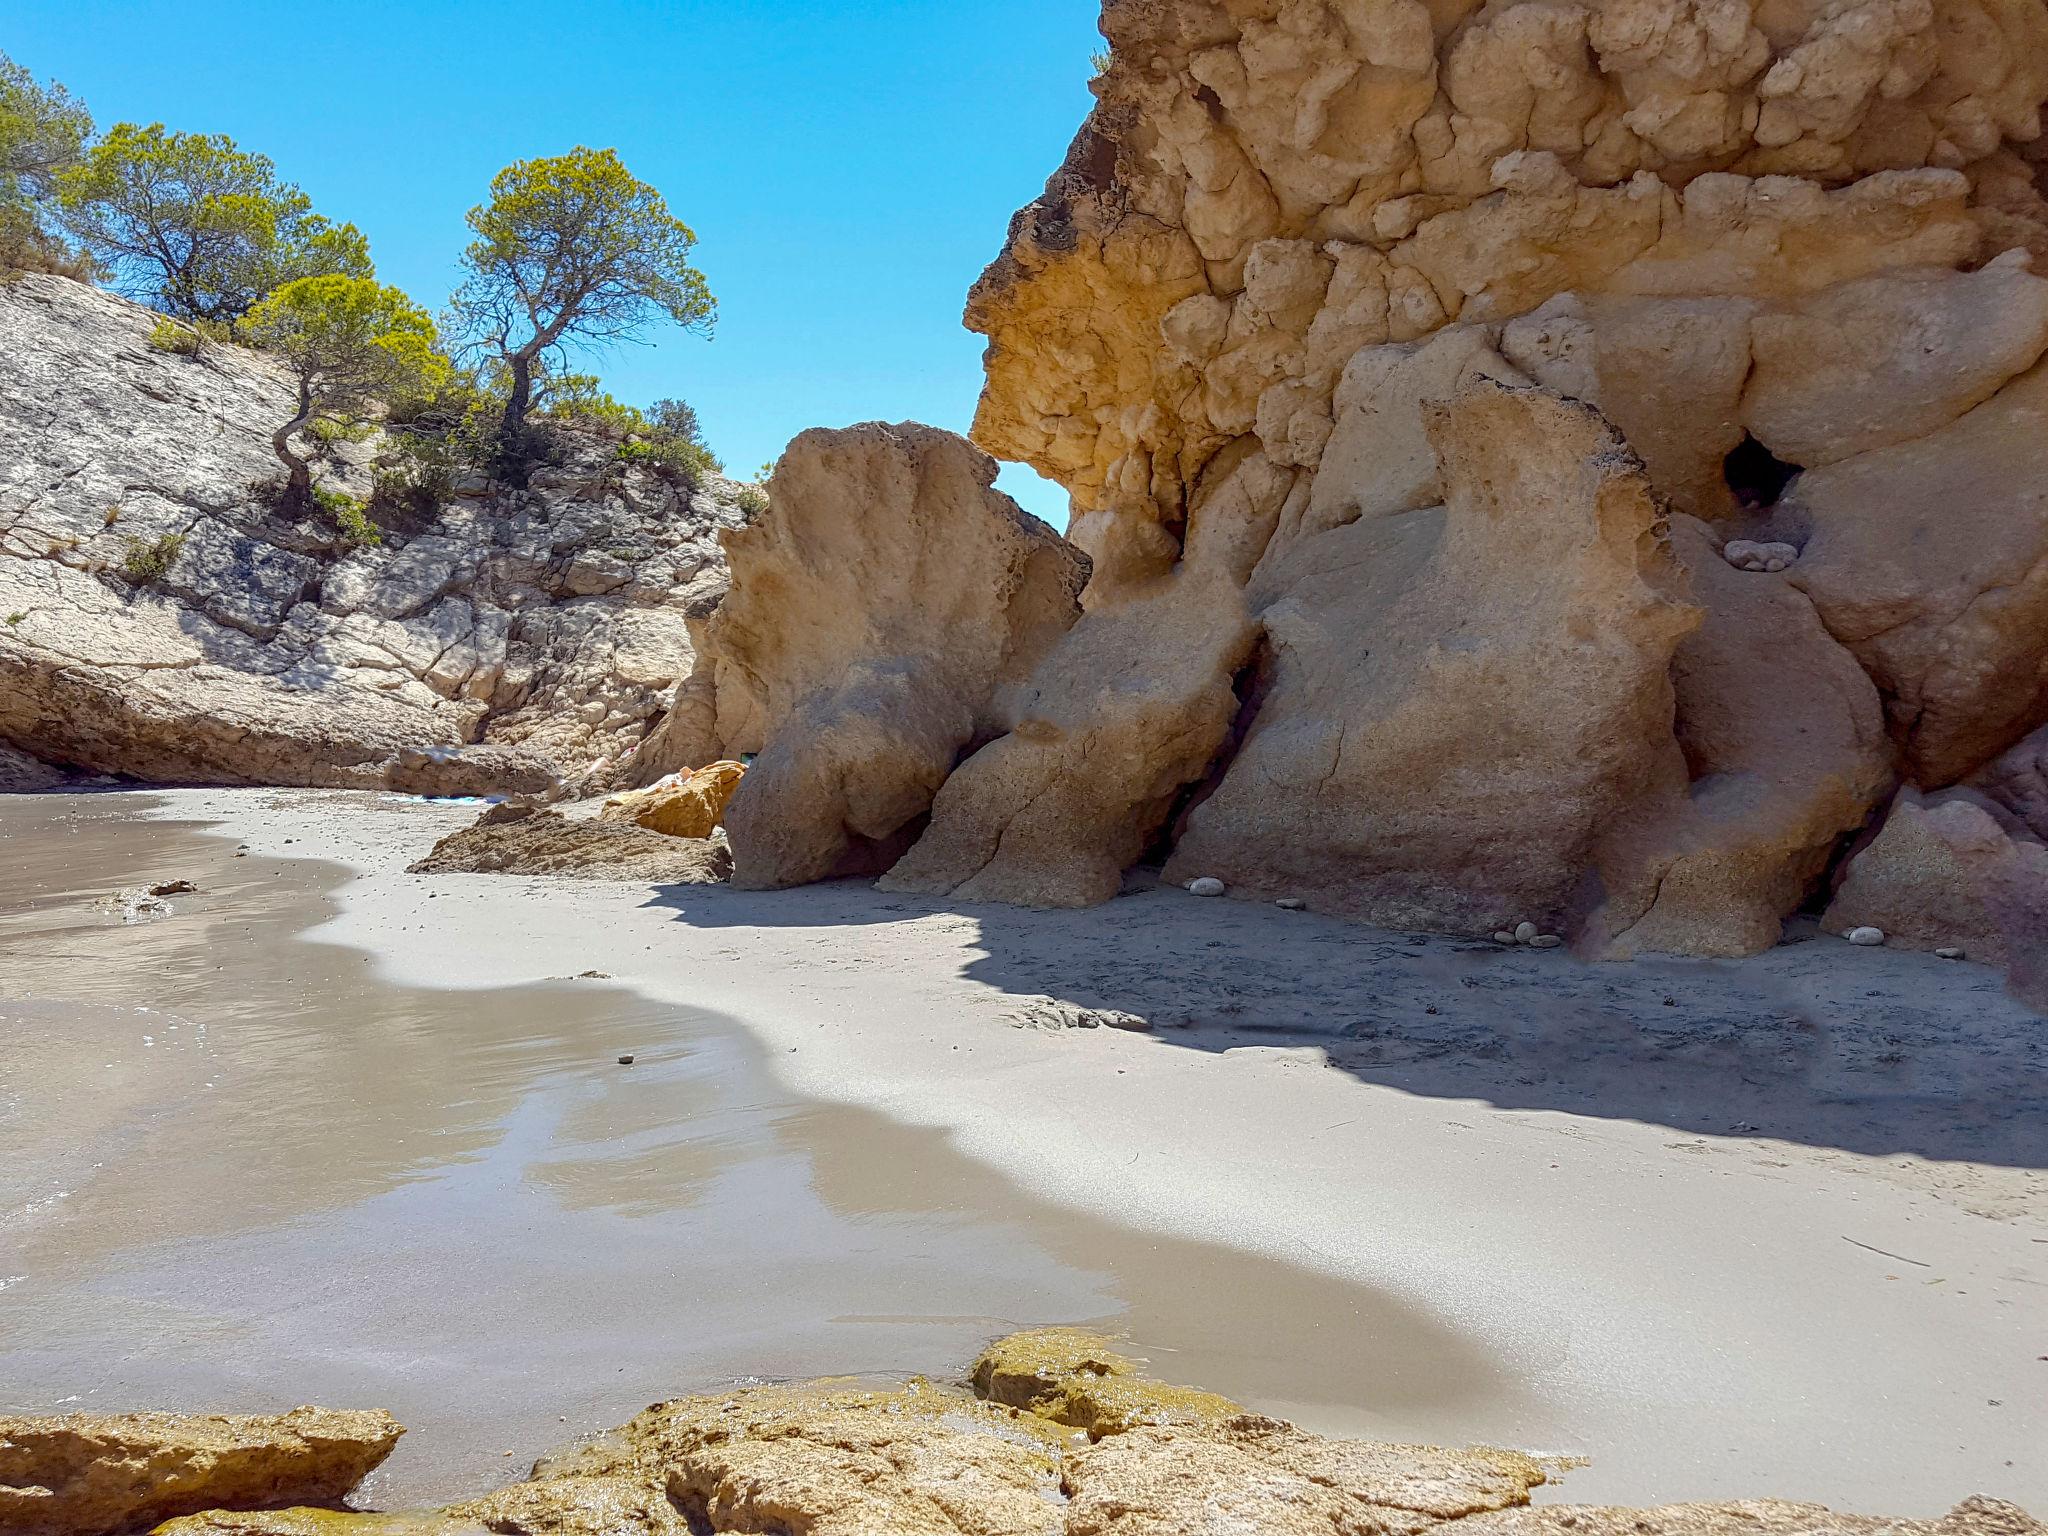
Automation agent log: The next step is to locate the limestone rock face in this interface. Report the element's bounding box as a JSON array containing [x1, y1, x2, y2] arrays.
[[602, 760, 747, 839], [0, 739, 64, 792], [408, 804, 734, 884], [705, 423, 1088, 890], [0, 274, 741, 789], [1785, 361, 2048, 787], [1166, 382, 1697, 936], [1823, 788, 2048, 968], [0, 1407, 400, 1536], [1609, 517, 1896, 957], [917, 0, 2048, 973]]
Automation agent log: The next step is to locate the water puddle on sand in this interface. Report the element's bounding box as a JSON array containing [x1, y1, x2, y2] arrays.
[[0, 792, 1528, 1507]]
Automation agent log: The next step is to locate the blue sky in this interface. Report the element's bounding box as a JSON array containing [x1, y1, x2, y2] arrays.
[[8, 1, 1102, 522]]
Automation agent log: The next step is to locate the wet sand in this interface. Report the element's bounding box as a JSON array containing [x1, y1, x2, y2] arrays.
[[1, 791, 1516, 1507], [2, 788, 2044, 1515]]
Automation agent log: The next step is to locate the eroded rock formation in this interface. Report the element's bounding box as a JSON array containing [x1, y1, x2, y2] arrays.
[[691, 422, 1089, 890], [851, 0, 2048, 966], [408, 802, 735, 883], [0, 1407, 400, 1536], [0, 275, 739, 791], [89, 1333, 2039, 1536]]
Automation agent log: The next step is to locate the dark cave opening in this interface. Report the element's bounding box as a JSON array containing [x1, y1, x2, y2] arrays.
[[1723, 433, 1800, 512]]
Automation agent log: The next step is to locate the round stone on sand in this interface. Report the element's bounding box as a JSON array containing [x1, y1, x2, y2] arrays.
[[1187, 877, 1226, 898], [1846, 926, 1886, 947]]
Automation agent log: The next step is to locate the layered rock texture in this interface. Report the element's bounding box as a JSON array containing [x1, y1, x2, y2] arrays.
[[666, 422, 1089, 890], [710, 0, 2048, 966], [0, 1407, 400, 1536], [0, 274, 739, 791], [81, 1334, 2038, 1536]]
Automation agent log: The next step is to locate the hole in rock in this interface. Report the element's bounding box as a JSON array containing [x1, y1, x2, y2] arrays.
[[1723, 433, 1799, 513]]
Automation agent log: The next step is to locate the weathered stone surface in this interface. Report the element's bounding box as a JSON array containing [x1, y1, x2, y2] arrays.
[[1608, 518, 1895, 957], [880, 436, 1291, 908], [1786, 361, 2048, 786], [705, 423, 1087, 890], [1462, 1497, 2045, 1536], [141, 1336, 2033, 1536], [0, 1407, 400, 1536], [1969, 722, 2048, 841], [0, 739, 65, 792], [1742, 254, 2048, 467], [602, 760, 746, 839], [0, 274, 742, 789], [1166, 382, 1696, 939], [1823, 788, 2048, 968], [407, 804, 733, 884], [930, 0, 2048, 968], [382, 744, 561, 800]]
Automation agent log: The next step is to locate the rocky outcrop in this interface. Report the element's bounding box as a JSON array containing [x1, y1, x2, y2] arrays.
[[408, 802, 733, 883], [1824, 788, 2048, 968], [0, 1407, 400, 1536], [1163, 381, 1697, 935], [0, 274, 738, 790], [601, 760, 747, 839], [812, 0, 2048, 972], [134, 1335, 2036, 1536], [0, 739, 64, 791], [697, 423, 1088, 889]]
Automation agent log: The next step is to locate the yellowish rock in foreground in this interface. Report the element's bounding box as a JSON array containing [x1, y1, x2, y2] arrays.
[[0, 1407, 400, 1536], [600, 760, 748, 840], [136, 1333, 2038, 1536]]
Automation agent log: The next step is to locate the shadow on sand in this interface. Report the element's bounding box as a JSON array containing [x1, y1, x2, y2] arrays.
[[644, 874, 2048, 1174]]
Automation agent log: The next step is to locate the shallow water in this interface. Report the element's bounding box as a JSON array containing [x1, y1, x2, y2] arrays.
[[0, 792, 1524, 1507]]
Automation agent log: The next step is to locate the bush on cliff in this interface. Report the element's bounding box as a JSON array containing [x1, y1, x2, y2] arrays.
[[239, 273, 443, 507]]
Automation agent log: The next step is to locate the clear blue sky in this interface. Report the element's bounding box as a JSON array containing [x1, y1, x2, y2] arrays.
[[8, 1, 1102, 523]]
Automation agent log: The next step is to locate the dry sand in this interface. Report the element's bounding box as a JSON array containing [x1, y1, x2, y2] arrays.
[[3, 787, 2043, 1517]]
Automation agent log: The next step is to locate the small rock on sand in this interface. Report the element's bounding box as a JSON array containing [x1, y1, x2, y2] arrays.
[[1514, 922, 1538, 943], [1847, 926, 1887, 946], [1530, 935, 1564, 949], [1187, 877, 1226, 898], [1275, 898, 1305, 910], [1936, 947, 1965, 960]]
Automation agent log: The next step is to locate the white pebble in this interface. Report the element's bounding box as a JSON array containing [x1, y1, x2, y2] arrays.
[[1529, 934, 1564, 949], [1274, 898, 1305, 910], [1514, 921, 1538, 944], [1186, 877, 1226, 898], [1935, 947, 1964, 960], [1493, 930, 1517, 945], [1846, 926, 1886, 947]]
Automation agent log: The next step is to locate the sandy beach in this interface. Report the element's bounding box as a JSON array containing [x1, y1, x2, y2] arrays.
[[2, 787, 2043, 1517]]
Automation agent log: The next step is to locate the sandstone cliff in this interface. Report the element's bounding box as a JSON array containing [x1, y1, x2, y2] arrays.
[[0, 274, 739, 792], [873, 0, 2048, 965]]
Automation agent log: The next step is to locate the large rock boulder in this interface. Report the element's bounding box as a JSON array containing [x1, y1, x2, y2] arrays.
[[1163, 381, 1698, 935], [0, 274, 740, 789], [1823, 788, 2048, 971], [0, 1407, 400, 1536], [896, 0, 2048, 976], [1608, 518, 1896, 957], [138, 1338, 2036, 1536], [704, 423, 1088, 889]]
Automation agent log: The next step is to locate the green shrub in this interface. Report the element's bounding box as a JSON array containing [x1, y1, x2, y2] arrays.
[[735, 484, 769, 517], [120, 531, 185, 584], [309, 414, 373, 447], [146, 315, 204, 355], [616, 434, 719, 484], [6, 611, 25, 625], [312, 484, 381, 547]]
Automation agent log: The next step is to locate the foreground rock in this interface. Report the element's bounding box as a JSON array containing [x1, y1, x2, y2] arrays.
[[0, 275, 739, 790], [0, 1407, 400, 1536], [600, 760, 746, 839], [408, 803, 732, 883], [700, 423, 1088, 889], [134, 1332, 2035, 1536]]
